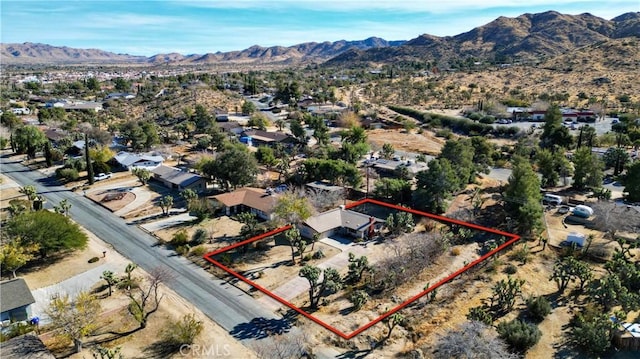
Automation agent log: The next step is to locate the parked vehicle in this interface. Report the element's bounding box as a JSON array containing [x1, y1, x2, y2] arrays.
[[572, 205, 594, 218], [543, 194, 563, 206], [94, 172, 112, 181]]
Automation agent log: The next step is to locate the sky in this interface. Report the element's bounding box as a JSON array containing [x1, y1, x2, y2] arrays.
[[1, 0, 638, 56]]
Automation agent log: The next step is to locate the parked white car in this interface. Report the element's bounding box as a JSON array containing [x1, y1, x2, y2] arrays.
[[94, 172, 112, 181]]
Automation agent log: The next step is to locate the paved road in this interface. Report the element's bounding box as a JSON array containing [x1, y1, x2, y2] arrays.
[[0, 154, 299, 351]]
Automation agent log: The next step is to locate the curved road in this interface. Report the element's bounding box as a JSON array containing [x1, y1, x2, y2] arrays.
[[0, 154, 286, 347]]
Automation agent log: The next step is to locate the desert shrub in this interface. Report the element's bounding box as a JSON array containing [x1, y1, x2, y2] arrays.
[[503, 264, 517, 274], [450, 247, 461, 256], [349, 290, 369, 311], [526, 296, 551, 322], [569, 304, 616, 355], [175, 245, 190, 256], [171, 230, 189, 246], [92, 161, 110, 174], [64, 158, 86, 171], [312, 250, 325, 259], [88, 257, 100, 263], [433, 321, 515, 359], [161, 313, 203, 351], [435, 129, 453, 139], [510, 244, 530, 264], [55, 167, 79, 182], [189, 246, 207, 257], [480, 115, 496, 124], [497, 319, 541, 353], [467, 306, 493, 326], [371, 232, 447, 292], [191, 228, 208, 245]]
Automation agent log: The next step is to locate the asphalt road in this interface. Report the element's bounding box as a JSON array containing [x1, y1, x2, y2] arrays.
[[0, 154, 296, 350]]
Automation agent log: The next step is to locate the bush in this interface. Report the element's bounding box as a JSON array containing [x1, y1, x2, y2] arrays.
[[467, 306, 493, 326], [190, 246, 207, 257], [503, 264, 517, 274], [171, 230, 189, 246], [191, 228, 208, 245], [480, 115, 496, 124], [161, 313, 204, 351], [175, 245, 190, 256], [450, 247, 461, 256], [56, 167, 79, 182], [312, 250, 325, 259], [88, 257, 100, 263], [497, 319, 541, 353], [92, 161, 110, 174], [526, 296, 552, 322]]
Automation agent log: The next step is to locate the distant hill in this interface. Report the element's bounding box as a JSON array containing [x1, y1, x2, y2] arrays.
[[326, 11, 640, 66], [2, 11, 638, 67], [1, 37, 405, 65], [0, 42, 147, 64]]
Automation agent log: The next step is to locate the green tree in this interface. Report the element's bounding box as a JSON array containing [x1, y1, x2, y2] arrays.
[[536, 148, 559, 188], [0, 239, 39, 278], [349, 290, 369, 311], [113, 77, 131, 92], [289, 118, 306, 144], [255, 146, 278, 169], [159, 195, 174, 216], [490, 276, 525, 312], [180, 188, 198, 207], [504, 156, 543, 235], [569, 304, 617, 355], [413, 158, 458, 213], [440, 138, 476, 185], [1, 111, 21, 129], [541, 105, 573, 149], [101, 270, 117, 297], [205, 144, 258, 191], [46, 291, 102, 353], [12, 125, 47, 159], [247, 112, 269, 130], [19, 185, 38, 202], [273, 190, 313, 225], [572, 147, 604, 190], [241, 100, 257, 115], [345, 253, 371, 284], [132, 167, 151, 185], [381, 143, 395, 160], [373, 178, 411, 203], [86, 77, 101, 91], [343, 126, 367, 145], [285, 227, 306, 264], [496, 319, 541, 353], [6, 210, 88, 258], [298, 265, 343, 309], [470, 136, 495, 174], [53, 199, 72, 216], [624, 161, 640, 202]]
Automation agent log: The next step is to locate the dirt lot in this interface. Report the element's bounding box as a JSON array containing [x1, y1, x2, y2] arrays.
[[368, 128, 445, 155]]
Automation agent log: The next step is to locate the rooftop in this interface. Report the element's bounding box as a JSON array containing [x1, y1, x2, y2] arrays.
[[0, 278, 36, 313]]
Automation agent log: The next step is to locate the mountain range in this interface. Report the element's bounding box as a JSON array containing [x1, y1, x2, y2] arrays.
[[1, 11, 638, 66]]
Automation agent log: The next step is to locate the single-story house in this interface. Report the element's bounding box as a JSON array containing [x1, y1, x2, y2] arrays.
[[218, 121, 243, 135], [209, 187, 278, 220], [369, 159, 428, 178], [105, 93, 136, 100], [114, 151, 164, 170], [62, 101, 103, 112], [299, 206, 384, 240], [151, 165, 206, 192], [1, 278, 36, 323], [44, 128, 69, 145], [241, 129, 297, 147], [11, 108, 31, 115], [0, 335, 56, 359]]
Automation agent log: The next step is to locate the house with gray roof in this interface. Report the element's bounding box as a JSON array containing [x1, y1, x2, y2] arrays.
[[151, 165, 206, 193], [1, 278, 36, 323], [114, 151, 164, 170], [0, 335, 55, 359], [299, 206, 383, 240]]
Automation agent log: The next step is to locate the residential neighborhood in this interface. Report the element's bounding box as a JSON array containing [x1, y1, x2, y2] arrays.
[[1, 7, 640, 359]]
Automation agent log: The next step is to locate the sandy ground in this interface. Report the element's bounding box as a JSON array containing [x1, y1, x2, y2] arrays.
[[368, 128, 445, 155]]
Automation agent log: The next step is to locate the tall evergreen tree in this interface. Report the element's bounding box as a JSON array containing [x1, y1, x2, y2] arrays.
[[504, 156, 543, 235]]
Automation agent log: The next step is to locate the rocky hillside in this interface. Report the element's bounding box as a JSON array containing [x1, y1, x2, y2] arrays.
[[0, 42, 147, 64], [326, 11, 640, 66], [1, 37, 404, 65]]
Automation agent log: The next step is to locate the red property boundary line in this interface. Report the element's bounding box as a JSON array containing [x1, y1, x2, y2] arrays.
[[203, 198, 520, 339]]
